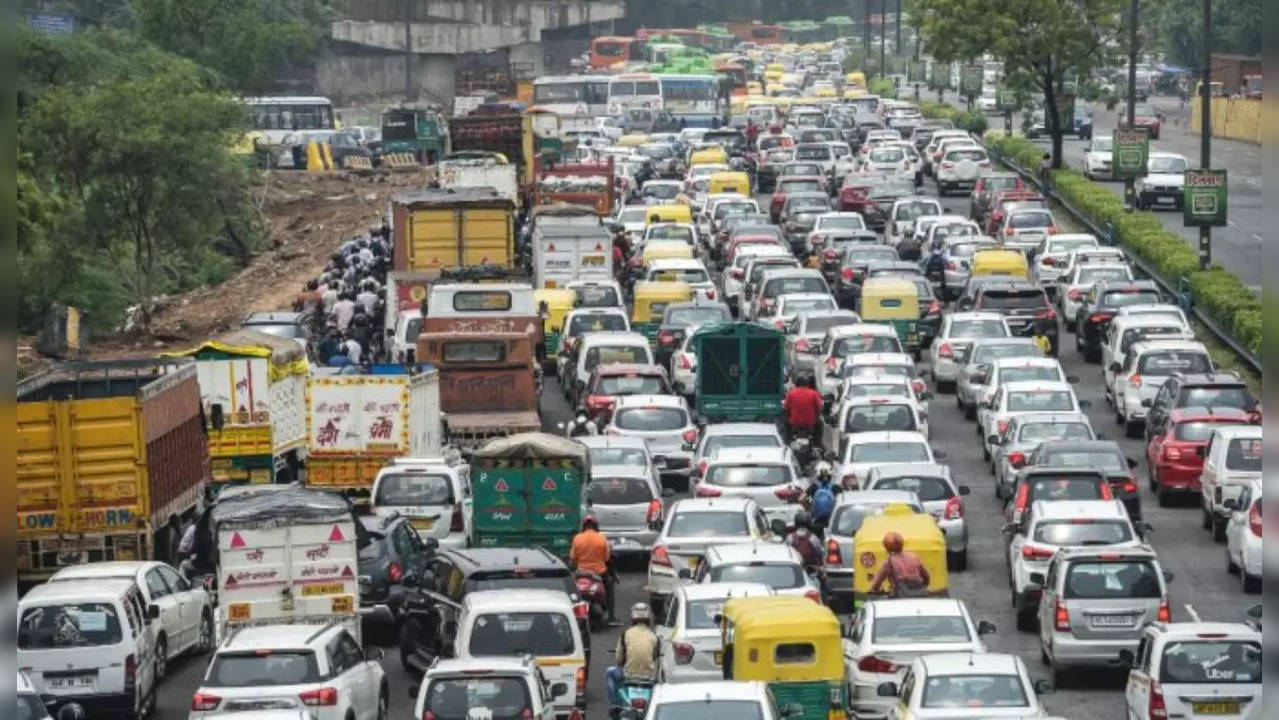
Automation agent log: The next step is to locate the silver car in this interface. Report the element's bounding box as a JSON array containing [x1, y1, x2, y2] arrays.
[[934, 236, 996, 301], [689, 423, 787, 478], [692, 447, 804, 526], [928, 311, 1011, 390], [585, 464, 671, 555], [864, 464, 971, 570], [991, 412, 1096, 500], [823, 490, 925, 609], [1055, 263, 1133, 332], [655, 582, 774, 683], [603, 394, 698, 482], [785, 309, 861, 379], [954, 338, 1050, 418], [815, 325, 904, 398], [578, 434, 661, 486]]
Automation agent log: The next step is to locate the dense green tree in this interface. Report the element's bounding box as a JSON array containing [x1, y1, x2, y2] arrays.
[[1148, 0, 1261, 69]]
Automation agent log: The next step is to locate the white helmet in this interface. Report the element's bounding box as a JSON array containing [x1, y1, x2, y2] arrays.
[[815, 461, 833, 479], [630, 602, 652, 624]]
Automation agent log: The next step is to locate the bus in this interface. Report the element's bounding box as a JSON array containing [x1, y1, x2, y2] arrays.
[[714, 62, 749, 98], [589, 36, 648, 70], [532, 75, 611, 116], [658, 74, 724, 127], [666, 29, 713, 50], [608, 73, 663, 114], [727, 22, 785, 45], [241, 96, 335, 167]]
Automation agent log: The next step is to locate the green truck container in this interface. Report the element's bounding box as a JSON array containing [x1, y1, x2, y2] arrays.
[[381, 106, 448, 162], [468, 433, 588, 558], [694, 322, 786, 423]]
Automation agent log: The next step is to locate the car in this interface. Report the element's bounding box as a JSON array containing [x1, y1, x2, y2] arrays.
[[837, 170, 890, 213], [1073, 280, 1164, 363], [1117, 101, 1162, 139], [770, 176, 827, 223], [992, 413, 1096, 499], [371, 457, 469, 549], [833, 431, 938, 490], [835, 244, 901, 307], [863, 465, 970, 569], [689, 422, 787, 479], [724, 246, 791, 313], [641, 222, 699, 250], [837, 353, 923, 394], [190, 624, 387, 720], [996, 207, 1058, 254], [647, 497, 780, 617], [929, 312, 1012, 391], [603, 394, 698, 484], [1134, 152, 1190, 210], [638, 179, 685, 205], [1019, 440, 1143, 520], [1055, 263, 1134, 332], [655, 301, 732, 366], [692, 448, 805, 526], [1100, 315, 1196, 395], [861, 143, 913, 178], [825, 395, 930, 451], [654, 583, 774, 684], [862, 175, 918, 231], [240, 311, 310, 353], [934, 146, 991, 196], [780, 192, 835, 252], [1111, 339, 1211, 437], [749, 268, 830, 322], [355, 514, 437, 626], [1036, 546, 1172, 685], [693, 542, 822, 601], [969, 173, 1025, 223], [588, 463, 671, 555], [1030, 234, 1099, 292], [1224, 477, 1263, 592], [1198, 424, 1263, 542], [1145, 407, 1252, 506], [736, 254, 801, 315], [979, 380, 1087, 461], [557, 309, 631, 380], [845, 599, 996, 720], [1144, 371, 1259, 445], [568, 332, 654, 406], [815, 325, 905, 397], [876, 651, 1054, 719], [412, 657, 567, 720], [1005, 499, 1146, 631], [983, 189, 1047, 236], [565, 280, 626, 310], [1083, 135, 1114, 180], [581, 363, 676, 423], [646, 681, 784, 720], [1121, 621, 1261, 720], [48, 560, 214, 681], [785, 309, 861, 377], [883, 197, 942, 248], [954, 339, 1052, 416], [761, 293, 838, 332]]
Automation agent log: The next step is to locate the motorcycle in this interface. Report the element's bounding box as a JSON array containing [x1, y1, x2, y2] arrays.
[[574, 570, 609, 631], [610, 674, 656, 720]]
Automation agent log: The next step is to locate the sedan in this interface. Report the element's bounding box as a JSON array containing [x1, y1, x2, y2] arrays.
[[823, 491, 926, 609], [655, 583, 774, 683], [978, 380, 1088, 461], [586, 464, 671, 554], [992, 413, 1096, 500], [929, 312, 1012, 391], [603, 394, 699, 485], [692, 447, 805, 526], [954, 339, 1049, 418], [877, 652, 1054, 719], [834, 430, 939, 490]]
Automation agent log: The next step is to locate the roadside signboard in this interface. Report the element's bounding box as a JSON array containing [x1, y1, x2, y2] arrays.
[[909, 60, 928, 83], [1183, 169, 1227, 227], [996, 85, 1016, 111], [1112, 128, 1149, 179], [960, 66, 983, 97]]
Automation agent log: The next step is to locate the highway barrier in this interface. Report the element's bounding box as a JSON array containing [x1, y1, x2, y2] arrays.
[[381, 152, 419, 170]]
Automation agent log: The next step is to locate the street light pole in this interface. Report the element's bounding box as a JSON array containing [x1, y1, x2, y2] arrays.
[[895, 0, 902, 52], [879, 4, 887, 81], [1123, 0, 1138, 209], [1198, 0, 1212, 268], [403, 0, 414, 101]]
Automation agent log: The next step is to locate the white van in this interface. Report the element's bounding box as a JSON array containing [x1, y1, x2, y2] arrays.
[[371, 456, 471, 549], [18, 578, 159, 719]]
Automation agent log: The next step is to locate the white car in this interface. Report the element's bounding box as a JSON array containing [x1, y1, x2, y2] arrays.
[[824, 396, 930, 451], [1122, 621, 1262, 720], [1056, 263, 1134, 331], [839, 352, 921, 391], [953, 338, 1052, 417], [643, 258, 717, 301], [603, 394, 698, 480], [929, 312, 1012, 390], [1224, 477, 1263, 592], [646, 497, 778, 617], [413, 657, 565, 720], [877, 651, 1053, 719], [1200, 425, 1263, 541], [190, 624, 386, 720], [761, 292, 838, 332], [371, 458, 470, 549], [1109, 340, 1207, 436], [724, 245, 792, 313], [1099, 312, 1195, 390], [49, 561, 213, 681], [655, 583, 774, 684], [693, 542, 822, 600], [647, 681, 785, 720], [934, 146, 992, 196], [1083, 135, 1114, 180], [689, 422, 787, 479], [884, 197, 942, 247], [568, 331, 653, 402], [992, 412, 1096, 500], [812, 211, 869, 234], [862, 144, 912, 177], [815, 325, 905, 397], [669, 330, 700, 398], [979, 380, 1086, 460], [833, 430, 938, 490], [1031, 234, 1099, 291], [1135, 152, 1190, 210], [693, 447, 804, 525], [845, 599, 996, 720]]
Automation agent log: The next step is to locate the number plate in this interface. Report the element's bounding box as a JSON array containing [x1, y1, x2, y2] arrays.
[[410, 518, 437, 531], [1156, 196, 1176, 204], [227, 603, 251, 621], [1192, 702, 1239, 715], [301, 582, 344, 597], [1090, 614, 1137, 627], [48, 675, 94, 690], [713, 650, 723, 665], [331, 595, 354, 613]]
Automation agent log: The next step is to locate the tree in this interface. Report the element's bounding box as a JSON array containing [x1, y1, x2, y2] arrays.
[[914, 0, 1124, 167], [1149, 0, 1261, 68]]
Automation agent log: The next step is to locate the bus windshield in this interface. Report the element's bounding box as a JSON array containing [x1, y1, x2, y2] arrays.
[[661, 77, 719, 113]]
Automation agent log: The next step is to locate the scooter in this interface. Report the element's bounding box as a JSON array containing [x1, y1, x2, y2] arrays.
[[574, 570, 609, 631], [610, 676, 656, 720]]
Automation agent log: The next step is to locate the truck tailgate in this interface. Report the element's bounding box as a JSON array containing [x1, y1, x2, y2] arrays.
[[460, 208, 513, 266]]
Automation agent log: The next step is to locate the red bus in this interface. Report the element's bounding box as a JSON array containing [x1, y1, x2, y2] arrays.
[[589, 36, 647, 70], [727, 22, 785, 45], [715, 62, 749, 97]]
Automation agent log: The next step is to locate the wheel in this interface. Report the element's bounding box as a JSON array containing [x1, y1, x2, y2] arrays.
[[1148, 467, 1158, 494], [982, 441, 991, 462], [1051, 663, 1068, 689], [1064, 318, 1076, 333], [947, 549, 967, 571], [1225, 545, 1240, 574], [1156, 488, 1171, 507], [1016, 609, 1037, 632], [377, 689, 389, 720], [648, 594, 665, 620], [1074, 330, 1084, 352], [1084, 345, 1101, 363], [154, 635, 167, 682], [1241, 571, 1261, 593], [1124, 419, 1142, 439], [1115, 404, 1126, 424], [1201, 506, 1213, 529], [964, 402, 977, 421], [1211, 516, 1227, 542], [1040, 643, 1051, 665], [197, 611, 214, 654]]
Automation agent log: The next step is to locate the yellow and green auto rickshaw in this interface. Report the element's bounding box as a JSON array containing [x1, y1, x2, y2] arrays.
[[858, 276, 928, 358], [708, 170, 752, 196], [851, 507, 949, 607], [721, 596, 849, 720], [631, 281, 693, 346], [534, 287, 577, 370]]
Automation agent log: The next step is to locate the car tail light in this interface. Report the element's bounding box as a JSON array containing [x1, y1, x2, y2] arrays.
[[1149, 682, 1168, 720], [631, 697, 649, 710], [521, 710, 534, 720], [678, 354, 693, 370], [826, 538, 842, 565], [927, 299, 941, 315], [729, 268, 744, 279], [912, 379, 926, 395], [1249, 501, 1262, 536], [774, 319, 787, 330], [652, 545, 672, 566], [944, 496, 963, 520], [1008, 451, 1026, 469], [841, 267, 854, 281], [1156, 598, 1171, 622], [945, 260, 958, 271], [673, 641, 695, 664], [575, 666, 587, 695], [1116, 478, 1138, 494], [1127, 373, 1143, 389], [1042, 257, 1056, 266], [705, 288, 717, 299], [1067, 288, 1083, 302], [825, 356, 840, 371], [1163, 443, 1183, 461], [568, 710, 584, 720], [1089, 312, 1114, 324], [191, 692, 222, 712], [1013, 483, 1030, 513], [573, 600, 589, 619], [795, 338, 811, 353], [1054, 598, 1070, 631], [1035, 309, 1056, 320], [774, 485, 803, 502], [1021, 544, 1055, 560], [760, 297, 775, 310], [646, 499, 663, 524], [695, 484, 722, 498], [124, 653, 137, 693], [1099, 482, 1114, 499], [823, 248, 839, 260], [938, 343, 953, 358], [658, 330, 676, 346], [682, 428, 699, 445], [388, 562, 403, 584], [299, 688, 339, 707], [857, 655, 898, 674], [803, 588, 822, 603], [696, 460, 709, 476], [1047, 225, 1059, 234], [1005, 227, 1015, 236], [997, 420, 1010, 435]]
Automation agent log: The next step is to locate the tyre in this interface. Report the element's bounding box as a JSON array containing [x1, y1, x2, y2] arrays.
[[1084, 344, 1101, 364], [154, 635, 167, 682], [1241, 571, 1260, 593], [1015, 608, 1037, 632], [964, 403, 976, 421], [1225, 546, 1239, 574], [1201, 507, 1213, 530], [947, 549, 968, 571], [1124, 419, 1142, 439], [1211, 516, 1227, 542], [1064, 317, 1076, 333], [1074, 330, 1084, 353], [1051, 663, 1068, 689], [1040, 644, 1051, 665], [1157, 488, 1171, 507], [197, 611, 214, 654], [648, 594, 665, 620]]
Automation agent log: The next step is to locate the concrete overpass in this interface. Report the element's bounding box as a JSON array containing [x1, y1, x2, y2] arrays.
[[318, 0, 626, 106]]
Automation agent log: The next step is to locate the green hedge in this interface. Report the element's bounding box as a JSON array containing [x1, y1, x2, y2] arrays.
[[869, 77, 898, 99], [986, 134, 1262, 361], [920, 100, 988, 135]]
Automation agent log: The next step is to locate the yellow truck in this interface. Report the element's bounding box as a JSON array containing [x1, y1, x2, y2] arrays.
[[166, 329, 310, 486], [16, 359, 210, 587], [390, 189, 517, 276]]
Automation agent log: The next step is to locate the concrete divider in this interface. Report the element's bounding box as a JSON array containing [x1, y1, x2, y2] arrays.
[[381, 153, 420, 170]]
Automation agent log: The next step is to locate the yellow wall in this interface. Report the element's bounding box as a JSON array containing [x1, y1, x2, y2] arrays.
[[1190, 97, 1261, 144]]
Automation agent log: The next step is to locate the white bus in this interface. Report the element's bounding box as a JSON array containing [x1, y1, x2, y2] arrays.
[[607, 73, 663, 114], [658, 74, 723, 127], [241, 96, 336, 167], [532, 75, 611, 117]]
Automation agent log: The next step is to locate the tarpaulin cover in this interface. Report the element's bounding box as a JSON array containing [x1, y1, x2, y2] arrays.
[[531, 202, 598, 218], [471, 432, 589, 462], [209, 483, 353, 526], [164, 329, 308, 380]]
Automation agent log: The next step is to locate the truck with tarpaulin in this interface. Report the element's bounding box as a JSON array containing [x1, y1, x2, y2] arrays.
[[693, 322, 786, 422], [533, 155, 616, 217], [381, 105, 449, 163], [390, 189, 517, 276], [305, 366, 443, 495], [16, 359, 210, 587], [165, 329, 309, 486], [467, 433, 589, 558], [448, 109, 523, 169], [438, 153, 520, 204]]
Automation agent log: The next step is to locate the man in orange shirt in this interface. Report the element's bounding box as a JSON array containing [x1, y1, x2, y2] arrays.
[[570, 515, 616, 623]]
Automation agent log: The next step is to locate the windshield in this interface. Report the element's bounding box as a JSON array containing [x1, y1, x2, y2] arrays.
[[971, 343, 1041, 365], [1148, 156, 1188, 173], [1077, 266, 1132, 284], [870, 475, 952, 502], [870, 147, 904, 162], [652, 268, 709, 284], [468, 611, 575, 656], [1038, 449, 1125, 472], [1027, 476, 1106, 502], [804, 315, 857, 335], [573, 284, 621, 308], [844, 382, 909, 399], [375, 473, 454, 506], [1226, 438, 1262, 471], [1159, 641, 1261, 685], [1034, 520, 1133, 545], [844, 404, 917, 433], [644, 184, 680, 199], [1018, 422, 1092, 442], [613, 407, 687, 431], [686, 599, 731, 629], [893, 201, 939, 220], [1047, 237, 1097, 254], [568, 314, 627, 336], [1010, 211, 1054, 228], [715, 203, 755, 218], [1101, 289, 1162, 307], [589, 447, 648, 469], [704, 464, 792, 487], [704, 435, 781, 458], [795, 146, 832, 160], [668, 511, 749, 537], [979, 290, 1049, 310], [763, 277, 826, 297], [597, 375, 667, 395], [1007, 390, 1075, 412], [1181, 386, 1253, 410], [588, 476, 654, 505], [833, 337, 903, 358], [922, 675, 1029, 709], [206, 651, 320, 687], [1136, 351, 1211, 375], [873, 615, 971, 644], [780, 297, 835, 315], [869, 178, 915, 197], [425, 677, 532, 720], [1064, 561, 1161, 598], [780, 180, 822, 193], [19, 603, 123, 649], [818, 216, 866, 231], [949, 319, 1009, 338], [946, 148, 986, 162], [654, 700, 764, 720], [711, 563, 804, 588], [848, 248, 900, 265], [788, 197, 830, 211], [851, 442, 930, 464]]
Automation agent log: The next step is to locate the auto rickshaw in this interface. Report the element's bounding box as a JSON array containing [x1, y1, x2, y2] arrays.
[[618, 133, 652, 148], [970, 247, 1031, 280], [644, 204, 694, 225], [708, 170, 752, 196], [747, 81, 764, 96], [631, 281, 693, 346], [858, 277, 928, 358], [720, 596, 849, 720], [534, 287, 577, 369], [640, 240, 695, 265], [851, 506, 949, 607], [689, 146, 729, 167]]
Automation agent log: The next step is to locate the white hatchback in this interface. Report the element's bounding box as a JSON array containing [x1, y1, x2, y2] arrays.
[[655, 583, 774, 684]]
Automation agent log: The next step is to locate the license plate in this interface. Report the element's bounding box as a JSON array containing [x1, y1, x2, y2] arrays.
[[331, 596, 354, 613], [1193, 702, 1240, 715], [410, 518, 437, 531], [227, 602, 251, 621], [1091, 614, 1137, 627], [48, 675, 94, 690], [1156, 196, 1176, 204], [301, 582, 344, 596], [713, 650, 723, 665], [613, 536, 637, 547]]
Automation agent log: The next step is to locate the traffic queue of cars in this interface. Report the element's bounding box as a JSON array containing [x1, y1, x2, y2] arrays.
[[16, 45, 1262, 720]]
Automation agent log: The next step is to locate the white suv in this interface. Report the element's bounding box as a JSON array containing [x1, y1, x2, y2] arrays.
[[413, 657, 566, 720], [1121, 621, 1262, 720], [190, 624, 387, 720]]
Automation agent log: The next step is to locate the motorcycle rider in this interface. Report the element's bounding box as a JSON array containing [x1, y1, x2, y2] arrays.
[[565, 411, 599, 438], [785, 510, 824, 570], [782, 372, 824, 447], [569, 515, 616, 624], [606, 603, 659, 715], [803, 461, 843, 531]]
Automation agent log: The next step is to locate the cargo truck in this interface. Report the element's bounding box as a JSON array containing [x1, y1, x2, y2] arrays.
[[305, 366, 444, 494], [448, 112, 523, 167], [438, 155, 520, 204], [532, 223, 614, 290], [166, 329, 309, 486], [468, 433, 588, 558], [390, 189, 517, 276], [417, 330, 543, 449], [381, 105, 449, 163], [16, 360, 210, 587], [693, 322, 786, 422], [533, 156, 616, 216]]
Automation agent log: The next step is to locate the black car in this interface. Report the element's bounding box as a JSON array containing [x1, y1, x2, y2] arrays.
[[357, 513, 437, 627], [328, 130, 378, 167], [1073, 280, 1163, 362], [954, 275, 1025, 312], [655, 300, 732, 368], [1143, 372, 1260, 444], [780, 192, 833, 253], [863, 176, 917, 232], [970, 281, 1059, 355], [1022, 440, 1143, 519]]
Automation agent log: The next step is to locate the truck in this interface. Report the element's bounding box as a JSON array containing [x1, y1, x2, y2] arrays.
[[381, 105, 449, 162], [448, 112, 523, 167], [417, 330, 543, 449], [532, 222, 614, 290], [693, 322, 786, 422], [167, 329, 309, 486], [16, 359, 209, 587], [390, 189, 517, 276], [305, 366, 444, 494], [468, 432, 589, 558], [385, 270, 432, 363], [438, 155, 520, 204], [533, 156, 616, 216], [201, 484, 364, 645]]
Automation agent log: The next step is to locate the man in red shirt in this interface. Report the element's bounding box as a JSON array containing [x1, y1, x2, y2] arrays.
[[782, 373, 824, 443], [870, 531, 931, 597]]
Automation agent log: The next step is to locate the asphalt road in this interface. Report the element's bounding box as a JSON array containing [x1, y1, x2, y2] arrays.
[[151, 167, 1257, 720]]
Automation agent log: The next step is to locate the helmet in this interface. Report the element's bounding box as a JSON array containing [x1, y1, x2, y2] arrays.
[[882, 531, 904, 553], [630, 602, 652, 624], [815, 461, 832, 480], [793, 509, 812, 530], [582, 514, 600, 531]]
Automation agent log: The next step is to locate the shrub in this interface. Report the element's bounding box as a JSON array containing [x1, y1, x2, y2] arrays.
[[869, 77, 898, 99]]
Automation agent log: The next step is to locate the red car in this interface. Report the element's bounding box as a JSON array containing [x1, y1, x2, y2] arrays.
[[984, 189, 1045, 235], [769, 175, 826, 223], [1145, 406, 1253, 504], [838, 171, 889, 212], [581, 363, 674, 422], [1117, 102, 1161, 139]]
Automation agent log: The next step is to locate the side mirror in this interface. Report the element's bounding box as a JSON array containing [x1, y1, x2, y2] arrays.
[[677, 568, 692, 581], [408, 684, 421, 700], [147, 604, 161, 621], [365, 647, 385, 662], [770, 518, 789, 537], [876, 681, 899, 698], [1195, 445, 1207, 458], [1078, 399, 1093, 410], [957, 485, 971, 496], [1033, 679, 1055, 695], [1109, 361, 1122, 373], [977, 620, 997, 636], [1138, 521, 1155, 535], [1126, 457, 1138, 470], [987, 434, 1001, 446], [1028, 572, 1045, 586], [1066, 375, 1080, 384], [1141, 398, 1153, 408], [1163, 570, 1175, 583], [1118, 649, 1136, 667], [401, 572, 419, 588], [551, 683, 569, 699], [661, 487, 676, 498], [1221, 498, 1238, 511]]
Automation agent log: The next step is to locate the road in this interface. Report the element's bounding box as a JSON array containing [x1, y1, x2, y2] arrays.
[[152, 167, 1257, 720]]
